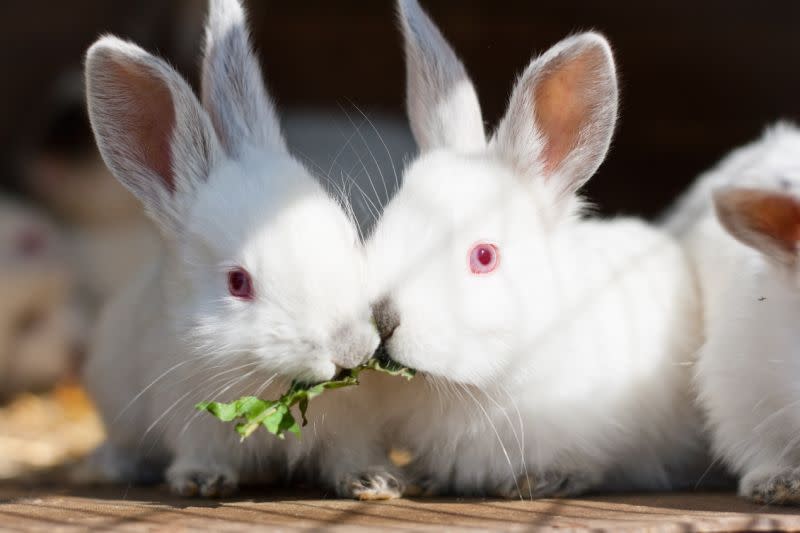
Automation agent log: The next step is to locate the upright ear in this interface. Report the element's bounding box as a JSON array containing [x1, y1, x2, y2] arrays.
[[493, 33, 618, 196], [202, 0, 286, 158], [398, 0, 485, 153], [714, 187, 800, 266], [85, 36, 222, 234]]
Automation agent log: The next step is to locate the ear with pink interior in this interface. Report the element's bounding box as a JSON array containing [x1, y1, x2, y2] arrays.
[[85, 36, 222, 234], [398, 0, 486, 153], [714, 187, 800, 266], [493, 33, 618, 196]]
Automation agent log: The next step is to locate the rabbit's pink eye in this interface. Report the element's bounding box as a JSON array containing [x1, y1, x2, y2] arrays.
[[227, 268, 254, 300], [469, 243, 499, 275]]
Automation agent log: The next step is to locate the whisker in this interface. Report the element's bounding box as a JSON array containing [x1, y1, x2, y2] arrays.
[[327, 119, 364, 182], [112, 359, 194, 424], [459, 383, 522, 500], [139, 359, 262, 445], [493, 383, 532, 500], [337, 103, 384, 213], [342, 103, 391, 204], [348, 100, 401, 194], [178, 369, 274, 440], [342, 172, 381, 225]]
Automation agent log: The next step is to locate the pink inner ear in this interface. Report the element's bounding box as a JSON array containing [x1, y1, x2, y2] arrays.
[[744, 194, 800, 249], [720, 189, 800, 253], [108, 60, 176, 192], [533, 47, 606, 174]]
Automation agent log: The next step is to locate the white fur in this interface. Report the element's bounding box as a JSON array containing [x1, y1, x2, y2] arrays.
[[351, 0, 709, 499], [398, 0, 484, 152], [0, 197, 78, 399], [80, 0, 378, 496], [665, 123, 800, 503]]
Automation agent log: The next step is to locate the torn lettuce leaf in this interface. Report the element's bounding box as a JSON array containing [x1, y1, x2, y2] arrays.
[[196, 357, 415, 440]]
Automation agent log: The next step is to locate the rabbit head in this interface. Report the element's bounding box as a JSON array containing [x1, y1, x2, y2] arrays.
[[85, 0, 378, 383], [368, 0, 618, 387]]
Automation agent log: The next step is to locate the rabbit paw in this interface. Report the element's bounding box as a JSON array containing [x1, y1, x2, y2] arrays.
[[742, 468, 800, 505], [497, 470, 595, 500], [167, 464, 238, 498], [338, 469, 404, 500]]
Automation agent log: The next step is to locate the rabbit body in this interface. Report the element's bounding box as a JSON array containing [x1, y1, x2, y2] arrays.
[[666, 123, 800, 503], [349, 0, 711, 499], [365, 150, 707, 498], [80, 0, 379, 497], [0, 197, 79, 399]]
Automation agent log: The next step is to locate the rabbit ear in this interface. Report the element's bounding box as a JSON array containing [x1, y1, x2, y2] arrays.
[[493, 33, 618, 196], [202, 0, 286, 157], [398, 0, 485, 153], [85, 36, 222, 234], [714, 187, 800, 266]]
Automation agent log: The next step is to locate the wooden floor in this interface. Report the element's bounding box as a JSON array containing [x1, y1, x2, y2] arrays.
[[2, 486, 800, 532], [4, 387, 800, 531]]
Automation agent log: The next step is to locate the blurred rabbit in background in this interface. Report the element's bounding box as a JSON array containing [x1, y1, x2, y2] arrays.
[[0, 196, 81, 400], [21, 71, 160, 321], [0, 1, 205, 401]]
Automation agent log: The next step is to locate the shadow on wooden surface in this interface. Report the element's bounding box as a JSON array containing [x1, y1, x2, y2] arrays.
[[2, 484, 800, 532]]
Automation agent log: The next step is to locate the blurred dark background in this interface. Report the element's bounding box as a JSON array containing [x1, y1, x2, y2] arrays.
[[2, 0, 800, 216]]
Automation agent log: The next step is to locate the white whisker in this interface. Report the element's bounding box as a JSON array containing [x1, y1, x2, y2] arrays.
[[342, 104, 390, 204], [349, 101, 401, 193], [459, 383, 522, 500]]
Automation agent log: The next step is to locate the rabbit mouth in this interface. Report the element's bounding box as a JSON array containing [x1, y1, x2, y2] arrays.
[[374, 347, 417, 378], [371, 341, 425, 382]]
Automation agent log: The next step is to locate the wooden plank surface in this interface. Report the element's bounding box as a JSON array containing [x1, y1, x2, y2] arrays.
[[2, 486, 800, 532], [3, 387, 800, 531]]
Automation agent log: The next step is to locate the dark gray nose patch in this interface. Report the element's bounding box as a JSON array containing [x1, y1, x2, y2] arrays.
[[372, 297, 400, 341]]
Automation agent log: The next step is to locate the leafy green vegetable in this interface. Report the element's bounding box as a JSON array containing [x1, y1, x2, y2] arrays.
[[196, 356, 415, 441]]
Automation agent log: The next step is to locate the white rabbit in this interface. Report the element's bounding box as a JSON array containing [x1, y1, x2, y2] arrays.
[[80, 0, 379, 497], [695, 186, 800, 504], [663, 124, 800, 504], [0, 197, 79, 400], [351, 0, 711, 499]]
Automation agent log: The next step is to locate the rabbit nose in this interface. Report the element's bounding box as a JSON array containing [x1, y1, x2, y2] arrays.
[[372, 297, 400, 342], [330, 322, 378, 369]]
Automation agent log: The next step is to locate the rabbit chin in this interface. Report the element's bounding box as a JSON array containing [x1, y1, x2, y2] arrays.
[[282, 357, 338, 384]]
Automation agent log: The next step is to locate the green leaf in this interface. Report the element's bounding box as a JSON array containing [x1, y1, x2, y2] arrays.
[[195, 401, 241, 422], [196, 356, 415, 441], [363, 356, 416, 380], [261, 404, 290, 434]]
